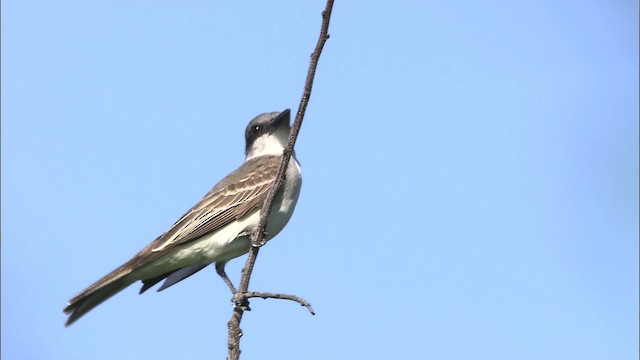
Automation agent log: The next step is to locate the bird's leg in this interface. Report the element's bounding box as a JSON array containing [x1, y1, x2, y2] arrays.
[[215, 262, 237, 294], [215, 262, 251, 310]]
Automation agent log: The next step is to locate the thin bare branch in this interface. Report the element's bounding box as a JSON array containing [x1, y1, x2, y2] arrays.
[[244, 291, 316, 315], [227, 1, 335, 359]]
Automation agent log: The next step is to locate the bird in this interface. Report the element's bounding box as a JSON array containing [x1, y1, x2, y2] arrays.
[[63, 109, 302, 326]]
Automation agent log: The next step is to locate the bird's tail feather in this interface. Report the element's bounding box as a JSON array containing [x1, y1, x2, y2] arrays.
[[64, 264, 135, 326]]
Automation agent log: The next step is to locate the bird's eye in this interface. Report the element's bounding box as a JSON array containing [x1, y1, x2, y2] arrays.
[[251, 126, 260, 135]]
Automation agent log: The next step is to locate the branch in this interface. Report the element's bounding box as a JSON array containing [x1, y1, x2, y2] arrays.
[[244, 292, 316, 315], [227, 1, 335, 359]]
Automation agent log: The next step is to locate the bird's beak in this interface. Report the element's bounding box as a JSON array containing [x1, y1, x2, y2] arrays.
[[272, 109, 291, 127]]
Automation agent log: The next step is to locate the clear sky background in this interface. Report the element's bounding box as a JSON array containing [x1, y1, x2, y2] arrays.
[[2, 1, 638, 359]]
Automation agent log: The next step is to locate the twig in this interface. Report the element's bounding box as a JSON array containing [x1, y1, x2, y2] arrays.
[[244, 291, 316, 315], [227, 1, 335, 359]]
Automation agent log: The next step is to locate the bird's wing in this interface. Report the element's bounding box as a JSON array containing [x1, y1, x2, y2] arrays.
[[132, 155, 281, 266]]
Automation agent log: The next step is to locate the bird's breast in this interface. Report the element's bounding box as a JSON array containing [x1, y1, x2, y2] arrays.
[[265, 157, 302, 239]]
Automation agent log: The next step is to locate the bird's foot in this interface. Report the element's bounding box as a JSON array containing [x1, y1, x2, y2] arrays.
[[231, 292, 251, 311]]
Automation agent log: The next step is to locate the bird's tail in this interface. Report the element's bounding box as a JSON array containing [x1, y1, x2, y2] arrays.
[[63, 262, 135, 326]]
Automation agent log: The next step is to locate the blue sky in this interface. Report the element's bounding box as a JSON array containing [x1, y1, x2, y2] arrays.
[[2, 1, 638, 359]]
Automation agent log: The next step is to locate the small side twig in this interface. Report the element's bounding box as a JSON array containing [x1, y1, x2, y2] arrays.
[[226, 1, 335, 359], [244, 291, 315, 315]]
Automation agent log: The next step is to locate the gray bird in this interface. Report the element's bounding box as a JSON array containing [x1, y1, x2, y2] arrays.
[[64, 109, 302, 326]]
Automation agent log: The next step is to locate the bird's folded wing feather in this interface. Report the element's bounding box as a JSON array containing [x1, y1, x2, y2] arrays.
[[132, 155, 281, 268]]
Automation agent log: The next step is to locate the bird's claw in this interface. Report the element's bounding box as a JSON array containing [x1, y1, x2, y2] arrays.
[[232, 293, 251, 311]]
